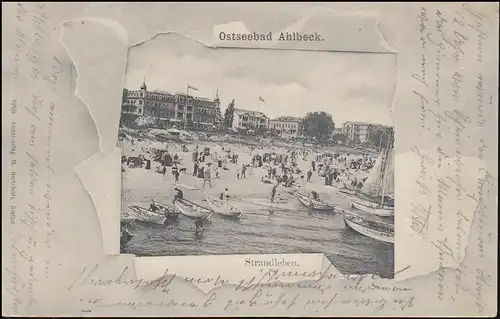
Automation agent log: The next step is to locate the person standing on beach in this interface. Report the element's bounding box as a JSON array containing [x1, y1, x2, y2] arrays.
[[193, 161, 199, 176], [270, 183, 279, 203], [307, 169, 312, 182], [203, 163, 213, 188], [172, 163, 179, 184], [236, 166, 240, 179], [241, 164, 247, 178]]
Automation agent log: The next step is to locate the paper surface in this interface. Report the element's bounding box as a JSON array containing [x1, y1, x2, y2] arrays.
[[2, 2, 498, 316]]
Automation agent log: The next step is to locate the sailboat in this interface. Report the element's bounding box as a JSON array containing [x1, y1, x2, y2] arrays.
[[351, 134, 395, 217], [342, 211, 394, 244]]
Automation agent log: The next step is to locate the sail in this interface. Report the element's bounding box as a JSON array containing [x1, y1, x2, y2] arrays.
[[360, 151, 385, 196], [384, 148, 395, 197]]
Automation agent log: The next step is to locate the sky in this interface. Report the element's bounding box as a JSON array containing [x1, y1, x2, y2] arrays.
[[125, 33, 396, 127]]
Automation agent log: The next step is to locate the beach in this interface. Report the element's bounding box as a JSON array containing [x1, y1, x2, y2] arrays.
[[120, 135, 394, 278]]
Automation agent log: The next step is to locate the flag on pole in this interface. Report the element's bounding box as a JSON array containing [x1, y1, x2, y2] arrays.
[[259, 96, 266, 103], [187, 85, 198, 91]]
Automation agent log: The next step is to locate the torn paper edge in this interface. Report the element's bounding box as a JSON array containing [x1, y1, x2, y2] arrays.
[[131, 8, 396, 54], [60, 17, 129, 154], [63, 12, 414, 293]]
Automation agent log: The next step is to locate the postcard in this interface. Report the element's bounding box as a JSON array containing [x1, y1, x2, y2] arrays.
[[2, 2, 498, 317]]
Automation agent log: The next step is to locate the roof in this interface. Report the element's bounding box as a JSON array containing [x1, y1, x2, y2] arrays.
[[271, 116, 302, 122], [344, 121, 393, 127], [234, 108, 268, 118], [151, 90, 173, 95], [124, 87, 219, 104], [344, 121, 372, 126]]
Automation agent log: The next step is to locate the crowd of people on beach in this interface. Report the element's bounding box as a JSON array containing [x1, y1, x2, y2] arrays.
[[120, 135, 378, 205], [119, 133, 383, 242]]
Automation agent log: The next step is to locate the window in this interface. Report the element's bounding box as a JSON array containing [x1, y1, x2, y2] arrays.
[[138, 109, 143, 114], [139, 100, 143, 105]]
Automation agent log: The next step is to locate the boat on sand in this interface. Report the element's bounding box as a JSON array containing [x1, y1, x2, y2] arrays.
[[152, 202, 181, 219], [174, 198, 212, 219], [121, 215, 136, 224], [352, 200, 394, 217], [339, 188, 357, 195], [129, 205, 167, 225], [205, 195, 243, 218], [296, 191, 336, 211], [342, 212, 394, 244]]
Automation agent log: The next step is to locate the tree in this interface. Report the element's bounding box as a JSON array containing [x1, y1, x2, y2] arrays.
[[224, 99, 235, 128], [352, 135, 361, 145], [332, 133, 348, 145], [301, 111, 335, 143], [255, 126, 266, 135]]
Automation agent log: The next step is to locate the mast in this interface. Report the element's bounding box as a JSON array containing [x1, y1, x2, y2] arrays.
[[379, 147, 389, 207], [376, 151, 385, 197], [119, 138, 125, 215]]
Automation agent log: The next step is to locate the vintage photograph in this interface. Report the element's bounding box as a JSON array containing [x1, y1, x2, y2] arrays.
[[118, 34, 396, 278]]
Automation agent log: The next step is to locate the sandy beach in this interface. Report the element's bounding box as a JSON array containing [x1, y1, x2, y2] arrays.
[[119, 135, 394, 278]]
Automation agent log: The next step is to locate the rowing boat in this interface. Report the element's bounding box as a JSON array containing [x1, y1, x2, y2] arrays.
[[128, 205, 167, 225], [174, 198, 212, 219], [121, 215, 136, 224], [205, 195, 243, 218], [351, 200, 394, 217], [153, 202, 181, 219], [339, 188, 357, 195], [343, 213, 394, 244], [296, 191, 336, 211]]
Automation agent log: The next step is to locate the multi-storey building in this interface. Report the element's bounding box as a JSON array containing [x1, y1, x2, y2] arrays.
[[342, 121, 393, 143], [121, 79, 221, 130], [231, 108, 269, 131], [268, 116, 302, 139]]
